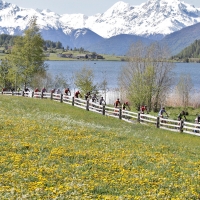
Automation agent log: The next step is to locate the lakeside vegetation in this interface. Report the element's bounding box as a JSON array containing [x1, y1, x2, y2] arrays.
[[0, 95, 199, 199]]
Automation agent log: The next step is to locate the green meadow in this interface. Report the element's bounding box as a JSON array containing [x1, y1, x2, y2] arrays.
[[0, 95, 199, 199]]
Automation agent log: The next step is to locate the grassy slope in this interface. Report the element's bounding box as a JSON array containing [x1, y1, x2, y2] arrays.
[[47, 52, 122, 61], [0, 96, 199, 199]]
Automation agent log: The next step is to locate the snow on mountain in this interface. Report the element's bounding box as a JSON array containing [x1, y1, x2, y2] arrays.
[[59, 0, 200, 39], [82, 0, 200, 39], [68, 28, 105, 49], [0, 0, 65, 34], [0, 0, 199, 40]]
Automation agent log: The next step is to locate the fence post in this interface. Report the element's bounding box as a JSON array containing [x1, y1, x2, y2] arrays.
[[86, 99, 89, 111], [22, 91, 24, 96], [62, 94, 66, 103], [102, 105, 105, 115], [72, 97, 75, 106], [156, 117, 160, 128], [119, 108, 122, 120], [180, 119, 184, 132], [137, 112, 140, 123], [51, 92, 53, 100], [32, 92, 34, 98], [60, 94, 63, 103], [41, 91, 44, 99]]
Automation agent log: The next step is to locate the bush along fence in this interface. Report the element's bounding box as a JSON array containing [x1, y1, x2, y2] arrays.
[[1, 90, 200, 137]]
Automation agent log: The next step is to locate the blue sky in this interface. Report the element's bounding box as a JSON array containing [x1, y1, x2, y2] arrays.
[[6, 0, 200, 15]]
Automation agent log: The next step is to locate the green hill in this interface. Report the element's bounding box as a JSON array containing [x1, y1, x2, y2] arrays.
[[0, 96, 199, 198], [172, 39, 200, 62]]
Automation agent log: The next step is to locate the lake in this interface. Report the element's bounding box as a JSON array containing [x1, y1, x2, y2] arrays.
[[47, 60, 200, 90]]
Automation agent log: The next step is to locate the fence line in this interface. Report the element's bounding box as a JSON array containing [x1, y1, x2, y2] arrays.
[[1, 91, 200, 137]]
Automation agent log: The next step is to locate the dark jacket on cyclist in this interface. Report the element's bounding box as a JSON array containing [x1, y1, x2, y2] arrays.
[[158, 107, 168, 118], [178, 111, 187, 121]]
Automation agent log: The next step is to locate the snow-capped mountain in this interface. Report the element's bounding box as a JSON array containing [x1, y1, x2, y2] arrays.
[[0, 1, 63, 35], [60, 0, 200, 39], [0, 0, 199, 45]]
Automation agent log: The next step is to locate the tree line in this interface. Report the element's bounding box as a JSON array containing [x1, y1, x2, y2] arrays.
[[0, 34, 16, 47], [172, 39, 200, 62], [0, 34, 87, 53], [0, 34, 63, 50]]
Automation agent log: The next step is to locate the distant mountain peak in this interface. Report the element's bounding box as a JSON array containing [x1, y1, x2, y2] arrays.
[[109, 1, 130, 9], [0, 0, 12, 9], [42, 9, 53, 13]]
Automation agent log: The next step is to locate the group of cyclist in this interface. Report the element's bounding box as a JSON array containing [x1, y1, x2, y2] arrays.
[[31, 87, 200, 124], [113, 98, 130, 110], [139, 105, 194, 123], [73, 92, 131, 110]]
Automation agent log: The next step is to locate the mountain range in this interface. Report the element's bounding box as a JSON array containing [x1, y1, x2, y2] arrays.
[[0, 0, 200, 55]]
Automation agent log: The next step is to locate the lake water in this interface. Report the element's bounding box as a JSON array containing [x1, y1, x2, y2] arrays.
[[47, 60, 200, 90]]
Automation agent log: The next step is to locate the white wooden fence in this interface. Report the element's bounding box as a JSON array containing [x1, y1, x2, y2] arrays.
[[1, 90, 200, 137]]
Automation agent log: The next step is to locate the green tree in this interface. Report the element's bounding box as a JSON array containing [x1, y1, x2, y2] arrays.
[[56, 41, 62, 49], [173, 39, 200, 61], [0, 58, 11, 88], [79, 47, 84, 53], [9, 17, 47, 89], [176, 73, 193, 109], [74, 66, 98, 96], [66, 45, 70, 51], [119, 41, 174, 111]]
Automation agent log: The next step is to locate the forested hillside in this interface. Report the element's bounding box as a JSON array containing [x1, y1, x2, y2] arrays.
[[0, 34, 63, 49], [0, 34, 16, 46], [172, 39, 200, 62]]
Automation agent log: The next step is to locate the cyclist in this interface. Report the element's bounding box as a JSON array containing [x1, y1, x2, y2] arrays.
[[51, 88, 55, 93], [114, 98, 121, 108], [92, 93, 98, 102], [65, 88, 71, 96], [99, 97, 106, 105], [195, 114, 200, 124], [34, 88, 39, 92], [140, 105, 147, 114], [158, 107, 168, 118], [42, 87, 47, 93], [75, 90, 81, 98], [177, 111, 187, 121], [85, 92, 91, 100], [56, 88, 61, 94], [123, 102, 130, 110]]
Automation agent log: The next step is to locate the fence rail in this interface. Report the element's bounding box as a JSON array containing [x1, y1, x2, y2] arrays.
[[183, 121, 200, 136], [1, 90, 200, 137]]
